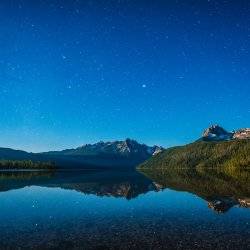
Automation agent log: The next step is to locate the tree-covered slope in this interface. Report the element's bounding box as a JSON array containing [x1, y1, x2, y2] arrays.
[[138, 139, 250, 170], [0, 160, 55, 170]]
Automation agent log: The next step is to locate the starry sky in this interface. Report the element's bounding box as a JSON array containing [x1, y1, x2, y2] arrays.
[[1, 0, 250, 152]]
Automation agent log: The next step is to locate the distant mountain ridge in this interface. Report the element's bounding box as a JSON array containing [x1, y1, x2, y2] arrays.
[[0, 139, 163, 169], [45, 138, 163, 157], [201, 124, 250, 141]]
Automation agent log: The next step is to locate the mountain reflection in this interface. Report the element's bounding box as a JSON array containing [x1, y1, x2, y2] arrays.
[[139, 167, 250, 213], [1, 168, 250, 213], [0, 170, 160, 199]]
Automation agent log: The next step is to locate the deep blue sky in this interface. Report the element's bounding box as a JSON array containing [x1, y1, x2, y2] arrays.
[[0, 0, 250, 152]]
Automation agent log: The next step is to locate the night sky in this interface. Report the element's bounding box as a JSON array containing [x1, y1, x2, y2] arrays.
[[1, 0, 250, 152]]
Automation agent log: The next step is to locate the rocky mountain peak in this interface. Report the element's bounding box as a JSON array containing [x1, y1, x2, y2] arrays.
[[202, 125, 233, 141], [56, 139, 163, 158], [201, 125, 250, 141], [151, 146, 164, 155], [203, 124, 229, 137], [233, 128, 250, 140]]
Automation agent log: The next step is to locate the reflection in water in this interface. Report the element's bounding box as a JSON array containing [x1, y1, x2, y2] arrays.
[[0, 169, 249, 249], [0, 170, 160, 199], [0, 171, 54, 192], [140, 167, 250, 213], [1, 168, 250, 212]]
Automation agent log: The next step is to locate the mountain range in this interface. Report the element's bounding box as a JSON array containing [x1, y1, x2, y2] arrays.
[[1, 125, 249, 170], [139, 125, 250, 171], [200, 124, 250, 141], [0, 139, 163, 169]]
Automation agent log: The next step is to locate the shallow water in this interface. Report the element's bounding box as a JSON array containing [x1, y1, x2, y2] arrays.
[[0, 170, 249, 249]]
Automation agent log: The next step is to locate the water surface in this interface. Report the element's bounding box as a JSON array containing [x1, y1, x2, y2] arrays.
[[0, 169, 249, 249]]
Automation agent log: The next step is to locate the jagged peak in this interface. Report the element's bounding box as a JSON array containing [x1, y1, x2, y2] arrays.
[[233, 128, 250, 140], [58, 139, 163, 157], [203, 124, 229, 136], [201, 124, 233, 141], [201, 125, 250, 141]]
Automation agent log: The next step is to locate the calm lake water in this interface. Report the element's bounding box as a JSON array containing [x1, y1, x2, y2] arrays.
[[0, 169, 249, 249]]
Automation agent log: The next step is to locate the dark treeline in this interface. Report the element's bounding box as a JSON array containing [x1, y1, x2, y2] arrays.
[[0, 160, 55, 170]]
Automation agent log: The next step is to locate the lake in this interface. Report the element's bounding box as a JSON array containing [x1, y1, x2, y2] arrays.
[[0, 169, 249, 249]]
